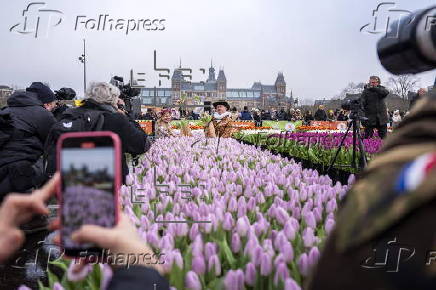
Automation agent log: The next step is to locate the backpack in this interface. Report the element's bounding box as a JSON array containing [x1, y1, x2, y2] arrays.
[[44, 108, 105, 175], [0, 108, 15, 148]]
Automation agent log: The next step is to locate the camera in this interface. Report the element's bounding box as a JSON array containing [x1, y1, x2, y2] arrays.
[[341, 98, 361, 112], [377, 5, 436, 75], [110, 76, 140, 101], [54, 88, 76, 100]]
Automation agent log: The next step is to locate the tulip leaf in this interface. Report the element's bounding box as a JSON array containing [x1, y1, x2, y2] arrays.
[[218, 237, 236, 269], [169, 263, 184, 290]]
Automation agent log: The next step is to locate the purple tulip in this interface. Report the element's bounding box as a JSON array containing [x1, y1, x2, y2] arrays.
[[172, 249, 184, 269], [99, 263, 113, 290], [326, 198, 337, 213], [66, 263, 92, 282], [224, 269, 244, 290], [236, 217, 249, 237], [252, 245, 264, 266], [284, 278, 302, 290], [298, 253, 310, 277], [273, 231, 288, 251], [308, 246, 320, 267], [284, 220, 296, 241], [185, 271, 202, 290], [302, 227, 316, 247], [223, 212, 234, 230], [53, 282, 65, 290], [192, 235, 204, 257], [274, 262, 290, 286], [260, 252, 273, 276], [325, 218, 336, 234], [281, 241, 294, 262], [228, 196, 237, 212], [189, 223, 200, 241], [304, 212, 317, 229], [176, 222, 189, 237], [192, 255, 206, 275], [247, 197, 256, 211], [205, 242, 217, 261], [232, 232, 241, 253], [245, 262, 257, 286], [208, 254, 221, 276]]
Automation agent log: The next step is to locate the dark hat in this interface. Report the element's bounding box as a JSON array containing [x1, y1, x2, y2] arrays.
[[212, 100, 230, 110], [26, 82, 55, 104]]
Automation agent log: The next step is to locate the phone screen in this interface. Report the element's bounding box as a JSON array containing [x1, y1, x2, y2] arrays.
[[60, 136, 116, 256]]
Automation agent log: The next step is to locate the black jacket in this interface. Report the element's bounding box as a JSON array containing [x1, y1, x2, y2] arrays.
[[61, 100, 150, 179], [0, 91, 56, 167], [314, 109, 327, 121], [108, 266, 169, 290], [304, 113, 314, 123], [409, 92, 422, 109], [360, 85, 389, 126]]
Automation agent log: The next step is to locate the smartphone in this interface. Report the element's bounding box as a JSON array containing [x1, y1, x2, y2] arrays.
[[57, 131, 121, 257]]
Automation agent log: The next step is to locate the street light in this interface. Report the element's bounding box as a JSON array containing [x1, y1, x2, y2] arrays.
[[78, 39, 87, 96]]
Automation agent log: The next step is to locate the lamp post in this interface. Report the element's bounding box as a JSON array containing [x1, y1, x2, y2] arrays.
[[78, 39, 87, 96]]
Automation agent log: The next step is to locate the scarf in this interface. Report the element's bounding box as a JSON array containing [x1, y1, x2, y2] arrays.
[[213, 111, 231, 120]]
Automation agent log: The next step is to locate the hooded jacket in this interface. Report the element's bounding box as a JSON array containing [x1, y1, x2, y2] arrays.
[[0, 91, 56, 167]]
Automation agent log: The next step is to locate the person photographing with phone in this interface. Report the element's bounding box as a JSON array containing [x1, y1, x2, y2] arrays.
[[360, 75, 390, 139], [0, 174, 169, 290]]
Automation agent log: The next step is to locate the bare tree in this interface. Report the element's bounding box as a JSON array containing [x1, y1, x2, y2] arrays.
[[336, 82, 365, 99], [387, 75, 420, 99]]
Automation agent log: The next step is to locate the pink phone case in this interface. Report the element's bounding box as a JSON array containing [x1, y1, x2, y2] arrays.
[[56, 131, 122, 257]]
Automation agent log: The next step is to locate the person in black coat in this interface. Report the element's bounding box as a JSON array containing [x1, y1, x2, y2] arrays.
[[314, 105, 328, 121], [304, 110, 315, 125], [0, 83, 56, 201], [360, 76, 390, 138], [49, 82, 150, 182]]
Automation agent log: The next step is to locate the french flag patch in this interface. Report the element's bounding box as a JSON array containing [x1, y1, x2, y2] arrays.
[[395, 153, 436, 193]]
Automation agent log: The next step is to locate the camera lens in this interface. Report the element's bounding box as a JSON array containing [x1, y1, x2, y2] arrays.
[[377, 6, 436, 75]]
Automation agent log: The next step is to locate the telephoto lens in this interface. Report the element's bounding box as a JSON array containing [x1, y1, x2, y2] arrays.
[[377, 5, 436, 75]]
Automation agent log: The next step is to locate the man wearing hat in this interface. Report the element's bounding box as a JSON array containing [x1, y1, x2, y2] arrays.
[[26, 82, 57, 112], [205, 100, 235, 138], [0, 82, 57, 202]]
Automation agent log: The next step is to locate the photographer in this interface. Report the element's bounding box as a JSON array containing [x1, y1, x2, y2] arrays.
[[0, 82, 56, 202], [52, 88, 77, 120], [360, 76, 390, 139], [46, 82, 150, 183], [0, 174, 169, 290]]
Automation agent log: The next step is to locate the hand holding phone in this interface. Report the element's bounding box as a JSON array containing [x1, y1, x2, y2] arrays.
[[58, 132, 121, 257]]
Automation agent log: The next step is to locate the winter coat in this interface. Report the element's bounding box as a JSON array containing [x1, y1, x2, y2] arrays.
[[0, 91, 56, 167], [360, 86, 389, 126], [240, 111, 253, 120], [59, 100, 150, 179], [314, 109, 327, 121]]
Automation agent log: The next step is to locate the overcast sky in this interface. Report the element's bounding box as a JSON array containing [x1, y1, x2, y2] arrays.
[[1, 0, 435, 102]]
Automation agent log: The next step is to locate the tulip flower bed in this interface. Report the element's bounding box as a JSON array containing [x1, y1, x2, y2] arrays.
[[234, 131, 382, 173], [36, 137, 352, 290]]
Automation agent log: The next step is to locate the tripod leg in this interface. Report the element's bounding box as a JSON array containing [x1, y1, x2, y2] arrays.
[[327, 121, 353, 172], [352, 122, 358, 170], [356, 127, 368, 169]]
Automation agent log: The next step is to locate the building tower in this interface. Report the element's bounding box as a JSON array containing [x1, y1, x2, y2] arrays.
[[217, 68, 227, 99], [171, 68, 183, 99], [207, 61, 216, 82], [275, 72, 286, 96]]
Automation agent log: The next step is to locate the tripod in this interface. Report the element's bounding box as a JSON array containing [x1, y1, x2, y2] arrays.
[[327, 113, 367, 172]]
